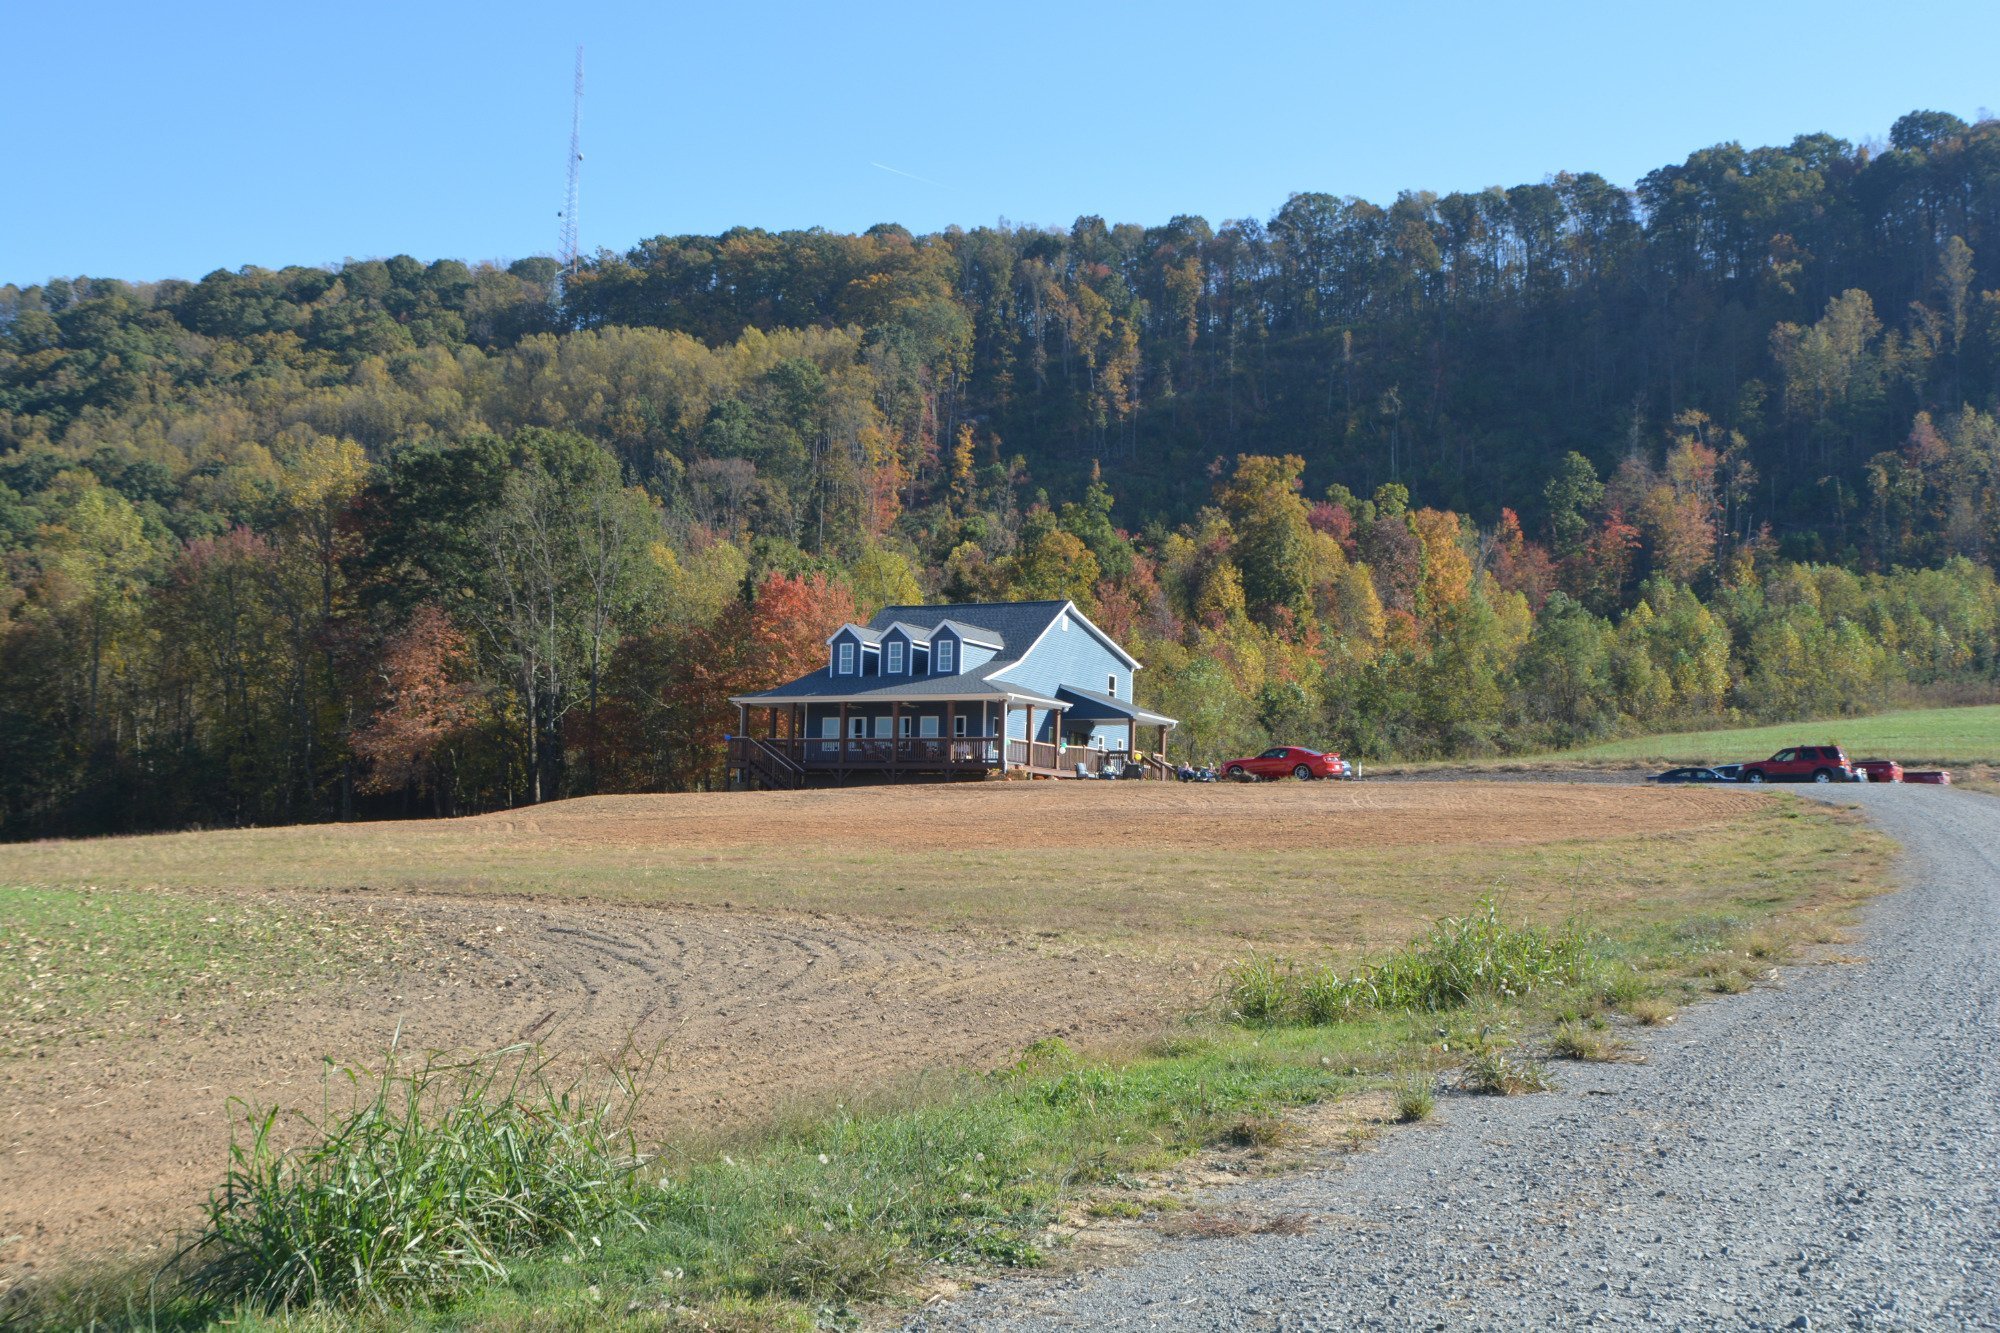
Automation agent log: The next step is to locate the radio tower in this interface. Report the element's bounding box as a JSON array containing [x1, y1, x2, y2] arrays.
[[558, 45, 583, 273]]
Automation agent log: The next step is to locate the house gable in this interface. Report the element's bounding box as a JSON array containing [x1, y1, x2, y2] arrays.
[[879, 622, 930, 678], [827, 625, 876, 678], [989, 603, 1135, 703]]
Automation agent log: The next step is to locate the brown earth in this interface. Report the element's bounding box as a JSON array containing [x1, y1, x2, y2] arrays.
[[0, 780, 1754, 1281], [0, 891, 1174, 1283]]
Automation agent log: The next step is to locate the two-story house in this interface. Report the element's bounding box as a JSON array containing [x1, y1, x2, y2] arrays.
[[726, 599, 1178, 786]]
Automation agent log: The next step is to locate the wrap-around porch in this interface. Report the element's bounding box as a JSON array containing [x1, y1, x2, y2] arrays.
[[727, 693, 1172, 787]]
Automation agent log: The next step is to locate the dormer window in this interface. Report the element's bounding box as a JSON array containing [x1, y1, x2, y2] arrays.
[[936, 639, 955, 674], [887, 640, 905, 674], [837, 640, 855, 675]]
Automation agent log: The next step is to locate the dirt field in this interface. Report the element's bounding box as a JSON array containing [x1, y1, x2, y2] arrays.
[[0, 781, 1807, 1280]]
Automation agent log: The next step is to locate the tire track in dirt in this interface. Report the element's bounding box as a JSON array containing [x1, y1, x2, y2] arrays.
[[0, 894, 1177, 1283]]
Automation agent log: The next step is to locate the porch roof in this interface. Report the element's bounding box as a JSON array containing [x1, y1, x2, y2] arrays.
[[730, 668, 1067, 710], [1054, 685, 1179, 729]]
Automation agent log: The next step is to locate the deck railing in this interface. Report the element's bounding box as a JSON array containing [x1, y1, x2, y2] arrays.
[[729, 734, 1169, 782]]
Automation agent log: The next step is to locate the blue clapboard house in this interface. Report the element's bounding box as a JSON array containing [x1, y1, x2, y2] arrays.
[[727, 600, 1179, 787]]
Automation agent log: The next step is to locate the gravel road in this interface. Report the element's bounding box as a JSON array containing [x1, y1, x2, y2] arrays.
[[906, 785, 2000, 1330]]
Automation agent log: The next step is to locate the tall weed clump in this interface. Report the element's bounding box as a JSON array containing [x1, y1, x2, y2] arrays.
[[173, 1038, 650, 1314], [1224, 898, 1593, 1027]]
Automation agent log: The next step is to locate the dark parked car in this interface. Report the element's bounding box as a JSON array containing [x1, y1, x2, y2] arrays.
[[1739, 745, 1861, 783], [1648, 766, 1733, 784]]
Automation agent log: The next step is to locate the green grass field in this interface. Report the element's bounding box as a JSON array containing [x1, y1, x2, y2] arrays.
[[1548, 704, 2000, 766]]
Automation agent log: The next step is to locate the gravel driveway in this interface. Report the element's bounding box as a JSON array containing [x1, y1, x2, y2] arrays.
[[906, 785, 2000, 1330]]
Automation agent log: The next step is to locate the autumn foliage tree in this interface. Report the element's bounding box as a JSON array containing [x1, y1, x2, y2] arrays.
[[351, 604, 481, 812]]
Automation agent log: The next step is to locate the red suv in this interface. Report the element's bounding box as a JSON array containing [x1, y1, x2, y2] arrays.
[[1222, 746, 1347, 780], [1739, 745, 1859, 784]]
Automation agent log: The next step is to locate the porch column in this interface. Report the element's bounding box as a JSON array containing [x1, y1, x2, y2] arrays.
[[1025, 704, 1035, 773], [735, 703, 747, 786], [838, 702, 849, 777], [946, 702, 957, 765], [769, 707, 780, 739], [891, 702, 903, 774], [998, 701, 1009, 773]]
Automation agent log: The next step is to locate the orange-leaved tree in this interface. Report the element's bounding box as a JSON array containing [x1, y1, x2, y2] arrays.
[[351, 604, 483, 813]]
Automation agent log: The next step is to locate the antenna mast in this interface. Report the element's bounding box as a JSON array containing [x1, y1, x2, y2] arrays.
[[559, 45, 583, 272]]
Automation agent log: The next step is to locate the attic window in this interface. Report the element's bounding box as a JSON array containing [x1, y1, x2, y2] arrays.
[[837, 640, 855, 675], [1108, 673, 1118, 698], [887, 640, 905, 674], [936, 640, 955, 674]]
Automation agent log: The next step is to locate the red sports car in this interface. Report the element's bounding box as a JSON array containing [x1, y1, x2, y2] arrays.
[[1221, 746, 1348, 781]]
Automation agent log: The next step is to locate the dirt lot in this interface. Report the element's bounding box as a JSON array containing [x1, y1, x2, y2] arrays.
[[0, 781, 1782, 1279]]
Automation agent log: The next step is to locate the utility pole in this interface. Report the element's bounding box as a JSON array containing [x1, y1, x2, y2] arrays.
[[558, 45, 583, 273]]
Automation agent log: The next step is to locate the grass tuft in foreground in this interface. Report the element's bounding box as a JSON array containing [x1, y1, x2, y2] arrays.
[[1222, 897, 1592, 1026], [176, 1036, 652, 1315], [1457, 1044, 1554, 1095]]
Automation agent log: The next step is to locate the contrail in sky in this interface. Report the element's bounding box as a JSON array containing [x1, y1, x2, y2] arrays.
[[871, 161, 946, 188]]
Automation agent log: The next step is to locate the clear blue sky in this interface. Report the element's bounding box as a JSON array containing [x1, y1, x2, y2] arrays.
[[4, 0, 1996, 286]]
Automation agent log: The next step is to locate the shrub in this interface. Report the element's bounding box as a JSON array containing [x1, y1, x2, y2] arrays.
[[1222, 898, 1594, 1027], [1549, 1021, 1631, 1063], [1394, 1075, 1436, 1122], [1458, 1049, 1552, 1095], [174, 1040, 649, 1313]]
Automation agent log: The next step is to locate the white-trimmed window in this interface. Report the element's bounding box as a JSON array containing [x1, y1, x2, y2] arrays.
[[954, 715, 969, 737], [936, 639, 955, 674], [898, 714, 913, 738], [849, 715, 866, 738], [821, 716, 839, 738], [1107, 673, 1118, 697], [837, 640, 855, 675], [887, 640, 905, 674], [920, 715, 940, 737], [876, 715, 895, 738]]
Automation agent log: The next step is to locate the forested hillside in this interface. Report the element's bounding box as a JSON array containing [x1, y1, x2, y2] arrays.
[[5, 110, 2000, 834]]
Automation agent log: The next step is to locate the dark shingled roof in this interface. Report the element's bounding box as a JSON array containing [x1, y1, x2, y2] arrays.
[[733, 600, 1143, 709], [866, 601, 1070, 664], [1055, 685, 1179, 728], [731, 663, 1066, 709]]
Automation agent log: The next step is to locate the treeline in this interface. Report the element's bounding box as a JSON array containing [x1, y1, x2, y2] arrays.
[[5, 110, 2000, 833]]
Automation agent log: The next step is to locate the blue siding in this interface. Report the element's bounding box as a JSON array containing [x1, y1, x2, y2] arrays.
[[829, 628, 869, 678], [881, 627, 915, 679], [930, 627, 996, 674], [990, 608, 1131, 703]]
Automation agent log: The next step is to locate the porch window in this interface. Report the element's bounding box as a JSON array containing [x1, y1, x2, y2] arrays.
[[920, 715, 940, 737], [837, 640, 855, 675], [875, 715, 894, 738], [849, 715, 866, 738], [898, 714, 913, 737], [953, 715, 968, 737], [887, 640, 905, 674], [936, 640, 955, 674]]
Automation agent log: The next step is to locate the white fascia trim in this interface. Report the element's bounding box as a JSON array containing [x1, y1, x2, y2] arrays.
[[987, 601, 1143, 686], [729, 692, 1018, 706]]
